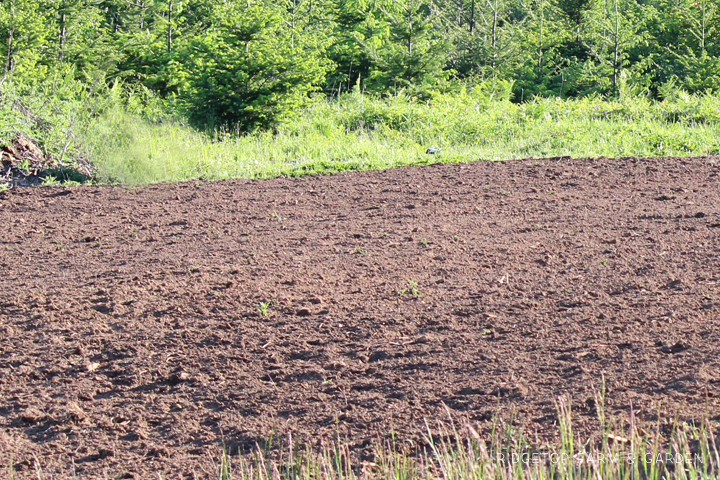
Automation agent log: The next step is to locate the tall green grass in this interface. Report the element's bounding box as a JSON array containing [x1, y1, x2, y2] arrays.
[[214, 396, 720, 479], [86, 84, 720, 184], [4, 75, 720, 185]]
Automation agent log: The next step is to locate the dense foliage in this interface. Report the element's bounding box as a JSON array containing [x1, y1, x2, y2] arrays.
[[1, 0, 718, 132]]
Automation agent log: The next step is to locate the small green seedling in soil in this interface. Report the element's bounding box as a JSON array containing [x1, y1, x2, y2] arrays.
[[258, 301, 271, 317], [17, 159, 30, 173], [42, 176, 61, 186], [399, 280, 421, 296]]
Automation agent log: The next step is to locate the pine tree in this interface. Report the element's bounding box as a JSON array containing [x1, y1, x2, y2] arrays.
[[51, 0, 117, 79], [580, 0, 647, 96], [0, 0, 52, 81], [181, 0, 330, 130], [360, 0, 450, 92], [448, 0, 525, 79]]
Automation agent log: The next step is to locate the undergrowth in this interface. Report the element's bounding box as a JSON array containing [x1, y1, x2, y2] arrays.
[[3, 75, 720, 185], [214, 395, 720, 480], [87, 83, 720, 184]]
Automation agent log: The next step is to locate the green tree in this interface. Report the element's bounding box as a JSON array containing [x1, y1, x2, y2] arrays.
[[110, 0, 205, 93], [181, 0, 329, 130], [578, 0, 648, 96], [324, 0, 375, 94], [52, 0, 118, 79], [510, 0, 571, 98], [449, 0, 525, 78], [651, 0, 720, 92], [0, 0, 51, 81], [360, 0, 450, 92]]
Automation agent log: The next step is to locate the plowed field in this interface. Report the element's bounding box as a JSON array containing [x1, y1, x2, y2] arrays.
[[2, 157, 720, 478]]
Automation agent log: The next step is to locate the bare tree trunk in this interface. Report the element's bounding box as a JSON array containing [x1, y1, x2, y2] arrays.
[[407, 3, 413, 55], [491, 0, 498, 74], [700, 0, 706, 54], [5, 0, 15, 75], [59, 11, 67, 62], [469, 0, 475, 33], [612, 0, 619, 95], [537, 0, 543, 78], [5, 28, 13, 75], [347, 61, 353, 91], [290, 0, 296, 49], [167, 0, 173, 53]]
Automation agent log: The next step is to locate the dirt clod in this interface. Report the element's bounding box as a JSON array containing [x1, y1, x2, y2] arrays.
[[19, 407, 45, 424], [659, 342, 690, 354]]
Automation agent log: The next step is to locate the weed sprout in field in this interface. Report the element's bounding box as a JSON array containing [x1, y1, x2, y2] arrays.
[[258, 302, 271, 317], [399, 280, 421, 296]]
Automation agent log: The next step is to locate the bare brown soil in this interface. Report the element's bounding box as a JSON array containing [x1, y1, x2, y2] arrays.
[[2, 156, 720, 478]]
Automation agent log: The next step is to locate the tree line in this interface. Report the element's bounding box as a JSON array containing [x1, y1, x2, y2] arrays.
[[1, 0, 718, 130]]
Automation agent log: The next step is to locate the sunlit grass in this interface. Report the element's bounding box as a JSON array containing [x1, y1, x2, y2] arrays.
[[214, 395, 720, 480], [86, 87, 720, 184]]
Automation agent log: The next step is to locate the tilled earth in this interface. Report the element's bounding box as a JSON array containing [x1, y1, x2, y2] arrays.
[[2, 157, 720, 478]]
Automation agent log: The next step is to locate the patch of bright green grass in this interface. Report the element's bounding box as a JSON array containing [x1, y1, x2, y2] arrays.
[[87, 87, 720, 184]]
